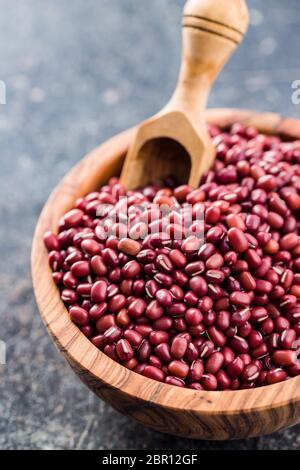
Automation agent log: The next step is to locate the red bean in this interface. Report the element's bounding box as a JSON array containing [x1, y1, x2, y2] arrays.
[[61, 288, 78, 304], [153, 316, 173, 331], [251, 307, 269, 323], [185, 308, 203, 326], [63, 272, 78, 289], [205, 206, 221, 224], [272, 350, 297, 367], [248, 330, 263, 349], [239, 271, 256, 291], [266, 368, 287, 385], [155, 254, 173, 273], [241, 363, 260, 382], [91, 255, 107, 276], [230, 336, 249, 354], [201, 373, 218, 391], [81, 239, 101, 256], [189, 276, 207, 296], [102, 248, 119, 267], [143, 365, 165, 383], [135, 325, 153, 338], [280, 328, 296, 349], [108, 294, 126, 313], [91, 280, 107, 303], [104, 325, 123, 343], [228, 228, 248, 253], [71, 261, 90, 278], [63, 209, 84, 227], [128, 299, 147, 318], [216, 310, 230, 330], [231, 308, 251, 326], [227, 357, 244, 378], [167, 303, 187, 317], [208, 326, 226, 348], [221, 346, 235, 365], [165, 376, 185, 387], [280, 233, 299, 250], [216, 370, 231, 390], [189, 360, 204, 381], [121, 260, 141, 279], [185, 343, 199, 363], [169, 249, 187, 268], [245, 249, 261, 269], [90, 302, 108, 320], [154, 272, 173, 287], [138, 339, 151, 361], [69, 306, 89, 326], [205, 352, 224, 373], [181, 236, 201, 253], [171, 336, 188, 359], [206, 269, 225, 284], [124, 329, 143, 348], [96, 314, 115, 333], [91, 334, 106, 349], [252, 343, 268, 359], [48, 251, 63, 271], [44, 231, 60, 251], [118, 238, 141, 256], [230, 291, 251, 307], [168, 360, 189, 379], [226, 213, 246, 231], [287, 363, 300, 377], [149, 331, 169, 346], [47, 127, 300, 391], [155, 289, 173, 307], [274, 316, 290, 333], [206, 254, 224, 270], [169, 284, 184, 301], [155, 343, 172, 363], [198, 340, 214, 358], [52, 272, 63, 285]]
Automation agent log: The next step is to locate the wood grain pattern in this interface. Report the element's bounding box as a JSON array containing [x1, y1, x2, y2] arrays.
[[32, 109, 300, 440], [120, 0, 249, 190]]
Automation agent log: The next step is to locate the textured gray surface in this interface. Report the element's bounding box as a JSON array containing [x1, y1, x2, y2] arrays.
[[0, 0, 300, 450]]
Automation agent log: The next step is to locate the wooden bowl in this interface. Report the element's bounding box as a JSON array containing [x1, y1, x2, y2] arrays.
[[32, 109, 300, 440]]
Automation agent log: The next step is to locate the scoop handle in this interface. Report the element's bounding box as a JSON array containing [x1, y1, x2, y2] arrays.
[[169, 0, 249, 121]]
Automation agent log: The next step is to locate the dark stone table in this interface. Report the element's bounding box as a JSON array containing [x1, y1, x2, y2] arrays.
[[1, 0, 299, 450]]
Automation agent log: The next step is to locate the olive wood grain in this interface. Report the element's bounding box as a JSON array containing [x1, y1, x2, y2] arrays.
[[120, 0, 249, 190], [32, 109, 300, 440]]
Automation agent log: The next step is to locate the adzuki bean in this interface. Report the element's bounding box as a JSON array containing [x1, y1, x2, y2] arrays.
[[45, 123, 300, 390]]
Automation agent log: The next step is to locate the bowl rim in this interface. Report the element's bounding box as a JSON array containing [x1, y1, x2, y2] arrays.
[[31, 108, 300, 416]]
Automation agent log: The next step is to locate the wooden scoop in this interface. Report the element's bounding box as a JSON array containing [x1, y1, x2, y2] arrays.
[[120, 0, 249, 189]]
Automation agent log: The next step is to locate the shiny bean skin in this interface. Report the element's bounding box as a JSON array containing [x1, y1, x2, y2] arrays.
[[272, 350, 297, 367], [143, 366, 165, 382], [171, 336, 188, 359], [69, 306, 89, 326], [205, 352, 224, 374], [155, 343, 172, 363], [201, 374, 218, 391], [189, 360, 204, 381], [124, 329, 143, 348], [266, 368, 287, 384], [168, 360, 189, 379], [46, 126, 300, 391], [149, 331, 169, 346], [227, 357, 244, 378]]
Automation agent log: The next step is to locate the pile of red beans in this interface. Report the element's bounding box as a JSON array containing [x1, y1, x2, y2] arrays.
[[44, 123, 300, 390]]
